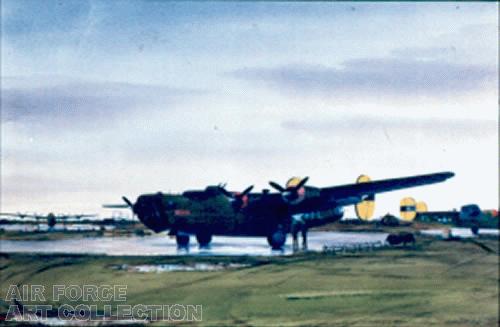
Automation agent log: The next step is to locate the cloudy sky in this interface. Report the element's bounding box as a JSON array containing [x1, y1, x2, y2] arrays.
[[1, 1, 498, 218]]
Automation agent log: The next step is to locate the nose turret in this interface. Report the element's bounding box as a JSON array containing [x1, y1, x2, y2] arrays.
[[134, 194, 170, 233]]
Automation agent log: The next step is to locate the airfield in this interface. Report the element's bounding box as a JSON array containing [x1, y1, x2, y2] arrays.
[[0, 222, 498, 326], [0, 226, 498, 256], [1, 235, 498, 326], [1, 219, 498, 254], [1, 230, 390, 256]]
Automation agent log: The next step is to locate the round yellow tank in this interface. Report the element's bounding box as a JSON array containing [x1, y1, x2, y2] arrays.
[[355, 175, 375, 221], [416, 201, 428, 213], [400, 197, 417, 221]]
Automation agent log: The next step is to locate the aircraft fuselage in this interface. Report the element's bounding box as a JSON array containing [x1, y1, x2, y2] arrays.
[[134, 191, 343, 237]]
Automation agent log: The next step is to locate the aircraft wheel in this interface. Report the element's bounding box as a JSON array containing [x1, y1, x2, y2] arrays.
[[176, 233, 190, 248], [47, 217, 57, 229], [267, 229, 287, 250], [196, 232, 212, 247]]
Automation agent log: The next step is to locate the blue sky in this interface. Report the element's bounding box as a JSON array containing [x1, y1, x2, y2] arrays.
[[1, 1, 498, 217]]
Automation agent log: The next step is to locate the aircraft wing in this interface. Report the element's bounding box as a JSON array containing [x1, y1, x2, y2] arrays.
[[0, 213, 18, 217], [103, 204, 130, 209], [68, 214, 97, 218], [0, 213, 39, 218], [320, 171, 454, 205]]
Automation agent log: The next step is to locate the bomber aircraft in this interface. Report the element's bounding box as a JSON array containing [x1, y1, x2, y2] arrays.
[[105, 171, 454, 251], [0, 212, 97, 228], [416, 204, 499, 234]]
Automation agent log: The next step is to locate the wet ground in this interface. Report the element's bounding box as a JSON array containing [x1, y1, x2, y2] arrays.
[[0, 223, 115, 232], [2, 237, 498, 326], [112, 262, 251, 272], [0, 231, 389, 256], [421, 227, 499, 238], [1, 228, 497, 256]]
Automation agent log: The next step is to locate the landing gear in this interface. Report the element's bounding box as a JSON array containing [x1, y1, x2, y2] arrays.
[[196, 232, 212, 248], [176, 233, 190, 248], [292, 223, 308, 252], [267, 227, 287, 250], [292, 228, 299, 252], [301, 229, 308, 251]]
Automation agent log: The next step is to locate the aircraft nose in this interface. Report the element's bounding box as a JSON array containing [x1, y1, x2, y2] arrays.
[[134, 195, 170, 233]]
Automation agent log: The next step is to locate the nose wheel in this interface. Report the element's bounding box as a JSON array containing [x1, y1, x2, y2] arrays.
[[267, 227, 287, 250], [176, 233, 190, 248], [196, 232, 212, 248]]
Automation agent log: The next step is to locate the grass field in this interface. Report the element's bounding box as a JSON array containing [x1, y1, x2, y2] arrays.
[[1, 236, 498, 326]]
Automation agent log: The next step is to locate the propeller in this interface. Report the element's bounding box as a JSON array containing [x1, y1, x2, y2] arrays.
[[240, 185, 255, 197], [218, 184, 232, 198], [122, 196, 134, 208], [103, 196, 136, 218], [269, 181, 285, 193], [218, 185, 254, 210], [218, 185, 254, 197], [102, 197, 133, 210], [269, 176, 309, 204], [120, 196, 140, 218]]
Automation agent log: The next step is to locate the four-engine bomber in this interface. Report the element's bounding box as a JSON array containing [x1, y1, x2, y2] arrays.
[[106, 172, 455, 250]]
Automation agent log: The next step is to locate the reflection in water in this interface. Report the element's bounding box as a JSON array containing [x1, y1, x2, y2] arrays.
[[0, 223, 115, 232], [113, 263, 250, 272], [0, 232, 388, 256], [1, 229, 496, 257], [421, 228, 498, 238]]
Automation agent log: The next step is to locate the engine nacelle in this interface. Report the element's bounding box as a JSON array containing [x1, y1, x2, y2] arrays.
[[331, 206, 344, 220], [283, 177, 306, 204]]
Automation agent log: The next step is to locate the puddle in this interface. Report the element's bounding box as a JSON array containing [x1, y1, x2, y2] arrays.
[[0, 224, 115, 232], [421, 228, 499, 238], [112, 263, 250, 272], [0, 232, 389, 256]]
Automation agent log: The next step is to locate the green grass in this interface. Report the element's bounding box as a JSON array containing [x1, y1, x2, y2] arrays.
[[1, 237, 498, 326]]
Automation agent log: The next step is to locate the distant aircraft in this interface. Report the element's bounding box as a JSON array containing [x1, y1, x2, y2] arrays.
[[105, 171, 454, 251], [416, 204, 499, 234], [0, 212, 97, 228]]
